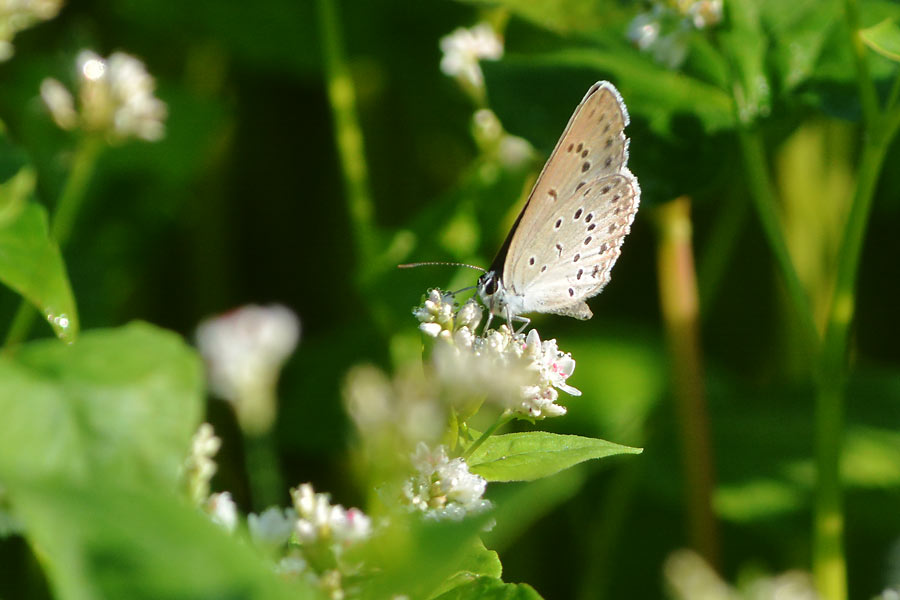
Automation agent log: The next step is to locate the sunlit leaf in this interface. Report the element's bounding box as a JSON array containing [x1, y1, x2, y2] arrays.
[[0, 169, 79, 341], [468, 432, 641, 482], [860, 18, 900, 62], [0, 322, 204, 487]]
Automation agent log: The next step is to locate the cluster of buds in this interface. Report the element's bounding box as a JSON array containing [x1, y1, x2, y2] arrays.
[[415, 289, 581, 419], [0, 0, 62, 61], [181, 423, 222, 506], [40, 50, 167, 142], [627, 0, 723, 69], [402, 443, 491, 521]]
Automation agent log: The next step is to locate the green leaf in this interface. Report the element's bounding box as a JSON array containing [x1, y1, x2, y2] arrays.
[[720, 0, 771, 123], [762, 0, 840, 91], [8, 476, 314, 600], [433, 576, 543, 600], [0, 321, 204, 488], [467, 432, 641, 482], [0, 169, 79, 341], [860, 19, 900, 62]]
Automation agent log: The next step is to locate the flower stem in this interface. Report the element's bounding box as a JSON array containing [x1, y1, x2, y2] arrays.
[[4, 136, 102, 348], [810, 5, 900, 597], [654, 197, 719, 567], [243, 430, 286, 512], [463, 411, 513, 459], [315, 0, 377, 276]]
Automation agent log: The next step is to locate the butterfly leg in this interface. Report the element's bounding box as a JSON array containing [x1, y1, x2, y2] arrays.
[[513, 315, 531, 335], [483, 311, 494, 334], [503, 305, 530, 335]]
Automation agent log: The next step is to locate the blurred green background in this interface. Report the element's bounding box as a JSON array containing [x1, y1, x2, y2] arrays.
[[2, 0, 900, 598]]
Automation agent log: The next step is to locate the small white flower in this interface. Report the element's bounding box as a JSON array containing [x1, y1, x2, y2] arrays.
[[41, 49, 167, 142], [0, 0, 63, 61], [403, 443, 491, 520], [413, 289, 456, 337], [196, 304, 300, 433], [456, 300, 482, 330], [498, 134, 533, 168], [291, 483, 372, 548], [248, 506, 295, 548], [627, 1, 720, 69], [686, 0, 722, 29], [207, 491, 238, 533], [439, 23, 503, 89], [627, 9, 663, 51]]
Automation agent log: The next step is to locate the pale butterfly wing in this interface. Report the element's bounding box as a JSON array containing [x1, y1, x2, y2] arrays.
[[499, 81, 640, 319]]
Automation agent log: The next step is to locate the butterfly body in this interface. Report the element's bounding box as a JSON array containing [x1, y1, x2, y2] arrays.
[[477, 81, 640, 328]]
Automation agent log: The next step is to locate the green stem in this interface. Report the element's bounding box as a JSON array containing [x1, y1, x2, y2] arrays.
[[810, 5, 900, 596], [812, 119, 893, 600], [316, 0, 377, 276], [243, 430, 285, 511], [655, 197, 719, 567], [463, 411, 513, 459], [735, 127, 820, 353], [4, 136, 103, 348]]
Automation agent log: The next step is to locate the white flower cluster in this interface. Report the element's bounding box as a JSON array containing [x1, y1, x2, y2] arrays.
[[627, 1, 723, 69], [0, 0, 62, 61], [415, 289, 581, 419], [439, 23, 503, 90], [402, 443, 491, 521], [196, 304, 300, 434], [291, 482, 372, 554], [40, 50, 167, 142]]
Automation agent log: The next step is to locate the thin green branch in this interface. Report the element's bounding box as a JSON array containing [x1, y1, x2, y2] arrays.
[[316, 0, 377, 274]]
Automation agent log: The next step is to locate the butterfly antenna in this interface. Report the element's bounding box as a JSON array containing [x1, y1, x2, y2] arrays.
[[398, 261, 486, 273]]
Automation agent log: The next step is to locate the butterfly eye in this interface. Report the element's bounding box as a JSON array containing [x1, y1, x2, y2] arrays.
[[482, 273, 498, 295]]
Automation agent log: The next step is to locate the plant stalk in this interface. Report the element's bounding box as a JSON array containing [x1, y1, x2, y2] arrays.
[[315, 0, 377, 275], [655, 197, 719, 567]]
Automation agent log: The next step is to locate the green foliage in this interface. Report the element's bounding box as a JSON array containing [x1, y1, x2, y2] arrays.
[[1, 0, 900, 598]]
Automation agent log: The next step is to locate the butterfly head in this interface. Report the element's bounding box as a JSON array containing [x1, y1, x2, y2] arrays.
[[476, 270, 502, 314]]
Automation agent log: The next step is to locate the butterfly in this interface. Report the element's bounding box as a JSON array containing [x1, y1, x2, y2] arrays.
[[477, 81, 641, 330]]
